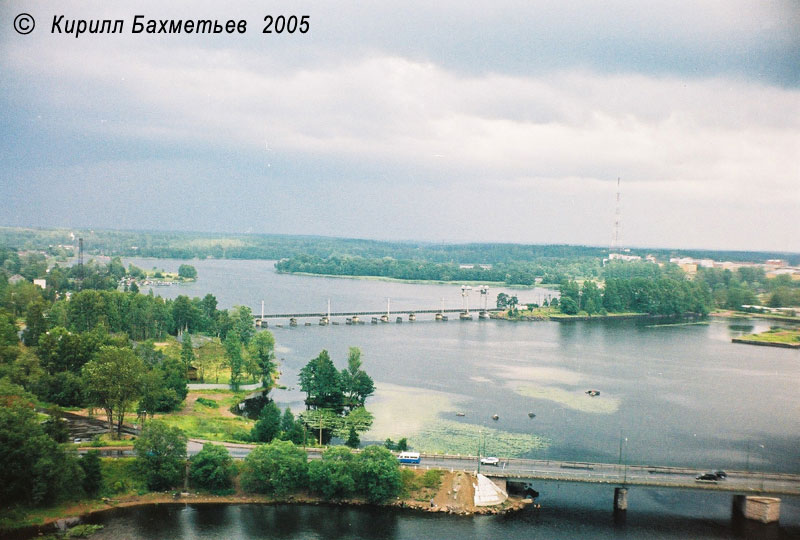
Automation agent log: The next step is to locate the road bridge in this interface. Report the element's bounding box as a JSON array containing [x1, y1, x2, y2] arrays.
[[255, 308, 498, 319]]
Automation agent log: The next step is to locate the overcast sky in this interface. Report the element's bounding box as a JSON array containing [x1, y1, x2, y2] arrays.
[[1, 1, 798, 252]]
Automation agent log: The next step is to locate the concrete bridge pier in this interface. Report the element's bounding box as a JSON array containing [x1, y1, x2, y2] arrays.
[[733, 495, 781, 523], [613, 487, 628, 511]]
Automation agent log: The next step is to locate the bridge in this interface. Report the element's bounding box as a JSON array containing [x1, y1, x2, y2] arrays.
[[406, 453, 798, 523], [255, 307, 497, 319]]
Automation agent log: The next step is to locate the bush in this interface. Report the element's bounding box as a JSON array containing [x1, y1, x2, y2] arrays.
[[308, 446, 356, 500], [240, 440, 308, 496], [189, 443, 235, 491], [80, 450, 103, 497], [195, 397, 218, 408], [355, 445, 401, 503], [133, 421, 187, 491]]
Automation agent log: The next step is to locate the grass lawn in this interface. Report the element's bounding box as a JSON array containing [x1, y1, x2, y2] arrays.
[[155, 390, 255, 442], [735, 327, 800, 346]]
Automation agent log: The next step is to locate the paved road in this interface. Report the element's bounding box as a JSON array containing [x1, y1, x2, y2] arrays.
[[75, 433, 800, 497]]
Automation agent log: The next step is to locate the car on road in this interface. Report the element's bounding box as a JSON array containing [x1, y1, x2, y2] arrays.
[[480, 456, 500, 466], [696, 471, 726, 482]]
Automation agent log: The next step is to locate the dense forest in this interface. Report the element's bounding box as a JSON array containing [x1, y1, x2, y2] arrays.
[[275, 254, 599, 285], [2, 226, 798, 265]]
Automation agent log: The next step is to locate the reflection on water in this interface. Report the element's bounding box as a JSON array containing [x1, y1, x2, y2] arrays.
[[84, 499, 798, 540]]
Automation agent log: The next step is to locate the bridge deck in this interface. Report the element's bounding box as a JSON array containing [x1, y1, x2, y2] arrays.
[[416, 454, 800, 496], [255, 308, 499, 319]]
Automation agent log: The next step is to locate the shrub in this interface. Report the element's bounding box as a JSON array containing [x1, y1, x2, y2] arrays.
[[189, 443, 235, 491]]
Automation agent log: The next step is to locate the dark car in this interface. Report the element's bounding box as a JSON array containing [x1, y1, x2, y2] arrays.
[[696, 472, 719, 482], [713, 470, 727, 479]]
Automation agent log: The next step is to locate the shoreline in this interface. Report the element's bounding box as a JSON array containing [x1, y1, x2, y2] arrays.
[[3, 472, 529, 538], [276, 270, 558, 289]]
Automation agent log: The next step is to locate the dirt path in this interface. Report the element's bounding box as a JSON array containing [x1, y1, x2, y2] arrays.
[[178, 392, 238, 418]]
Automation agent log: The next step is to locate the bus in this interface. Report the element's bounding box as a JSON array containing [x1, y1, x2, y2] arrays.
[[397, 451, 421, 464]]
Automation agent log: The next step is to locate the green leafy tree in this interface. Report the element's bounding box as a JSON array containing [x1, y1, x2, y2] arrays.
[[340, 347, 375, 411], [180, 334, 196, 374], [42, 408, 70, 443], [345, 426, 360, 449], [280, 407, 306, 444], [355, 445, 401, 503], [134, 420, 188, 491], [559, 296, 579, 315], [251, 400, 282, 443], [248, 330, 276, 391], [22, 299, 48, 346], [299, 350, 344, 413], [82, 346, 144, 438], [189, 443, 235, 491], [239, 440, 308, 496], [333, 406, 373, 441], [223, 334, 244, 391], [496, 293, 509, 309], [396, 438, 408, 451], [178, 264, 197, 279], [581, 280, 602, 315], [80, 450, 103, 497], [231, 305, 255, 346], [0, 380, 84, 506], [299, 408, 342, 445], [308, 446, 356, 499]]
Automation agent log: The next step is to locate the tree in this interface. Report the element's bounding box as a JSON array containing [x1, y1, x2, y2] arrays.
[[251, 400, 282, 443], [248, 330, 276, 392], [178, 264, 197, 279], [239, 440, 308, 496], [506, 295, 519, 314], [496, 292, 509, 309], [231, 305, 255, 346], [308, 446, 356, 499], [299, 350, 343, 413], [134, 420, 188, 491], [355, 445, 401, 503], [80, 450, 103, 497], [280, 407, 305, 444], [189, 443, 235, 491], [559, 296, 579, 315], [345, 426, 360, 449], [82, 346, 144, 438], [180, 334, 196, 374], [0, 380, 84, 506], [581, 280, 602, 315], [22, 299, 48, 346], [340, 347, 374, 411], [223, 334, 244, 391]]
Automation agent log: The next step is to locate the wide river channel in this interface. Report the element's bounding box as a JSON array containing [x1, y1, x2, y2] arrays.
[[97, 257, 800, 539]]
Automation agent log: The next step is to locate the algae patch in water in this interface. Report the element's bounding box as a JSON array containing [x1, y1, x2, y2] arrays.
[[365, 382, 548, 457], [515, 384, 620, 414], [413, 419, 547, 457]]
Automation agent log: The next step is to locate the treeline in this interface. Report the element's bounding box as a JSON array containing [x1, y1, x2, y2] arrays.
[[558, 277, 713, 316], [696, 267, 800, 309], [552, 262, 799, 316], [182, 429, 404, 503], [276, 254, 599, 285], [3, 226, 799, 265]]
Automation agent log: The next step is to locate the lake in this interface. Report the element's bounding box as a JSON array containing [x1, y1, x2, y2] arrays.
[[114, 257, 800, 537]]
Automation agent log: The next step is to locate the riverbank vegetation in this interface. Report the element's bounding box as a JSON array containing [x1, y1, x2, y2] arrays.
[[732, 327, 800, 348]]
